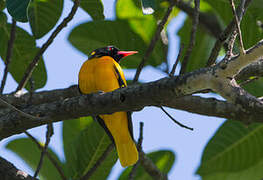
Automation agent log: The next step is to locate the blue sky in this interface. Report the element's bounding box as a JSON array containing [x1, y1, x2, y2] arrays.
[[0, 0, 225, 179]]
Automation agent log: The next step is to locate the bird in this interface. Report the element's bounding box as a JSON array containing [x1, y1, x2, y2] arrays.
[[78, 46, 138, 167]]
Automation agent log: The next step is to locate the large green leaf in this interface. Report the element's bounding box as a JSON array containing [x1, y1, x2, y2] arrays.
[[63, 117, 117, 179], [28, 0, 63, 39], [6, 0, 30, 22], [118, 150, 175, 180], [73, 0, 104, 20], [68, 20, 165, 68], [197, 120, 263, 180], [178, 17, 215, 72], [6, 138, 63, 180], [0, 24, 47, 90]]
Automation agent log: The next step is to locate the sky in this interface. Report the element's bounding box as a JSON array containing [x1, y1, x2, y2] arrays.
[[0, 0, 225, 179]]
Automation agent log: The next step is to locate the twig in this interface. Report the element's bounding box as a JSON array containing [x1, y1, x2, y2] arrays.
[[226, 30, 238, 59], [0, 97, 45, 121], [25, 131, 67, 180], [33, 124, 54, 178], [160, 106, 193, 131], [229, 0, 245, 55], [169, 43, 184, 77], [15, 0, 80, 93], [206, 0, 252, 67], [239, 76, 259, 86], [129, 122, 144, 180], [139, 151, 168, 180], [0, 19, 16, 94], [80, 143, 114, 180], [133, 1, 175, 83], [179, 0, 200, 75]]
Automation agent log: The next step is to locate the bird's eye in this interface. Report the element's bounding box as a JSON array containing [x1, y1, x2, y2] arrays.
[[91, 51, 95, 55], [108, 47, 112, 51]]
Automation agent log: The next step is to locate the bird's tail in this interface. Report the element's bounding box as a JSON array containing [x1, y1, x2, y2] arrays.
[[98, 112, 138, 167], [115, 136, 138, 167]]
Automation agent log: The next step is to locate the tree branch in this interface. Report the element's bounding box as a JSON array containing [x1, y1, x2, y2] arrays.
[[80, 144, 114, 180], [179, 0, 200, 74], [139, 151, 167, 180], [1, 39, 263, 139], [15, 0, 80, 92], [235, 59, 263, 82], [133, 1, 175, 82], [0, 156, 37, 180], [25, 132, 67, 180], [206, 0, 253, 66], [0, 19, 16, 94], [33, 124, 53, 178]]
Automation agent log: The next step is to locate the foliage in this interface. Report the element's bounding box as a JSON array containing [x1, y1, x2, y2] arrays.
[[1, 0, 263, 179]]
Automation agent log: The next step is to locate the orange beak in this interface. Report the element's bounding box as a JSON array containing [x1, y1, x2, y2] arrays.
[[117, 51, 138, 58]]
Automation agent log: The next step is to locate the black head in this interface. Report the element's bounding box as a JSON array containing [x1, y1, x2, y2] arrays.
[[89, 46, 137, 63]]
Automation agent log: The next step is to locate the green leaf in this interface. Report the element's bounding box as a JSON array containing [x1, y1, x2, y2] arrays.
[[6, 138, 63, 180], [178, 17, 215, 72], [141, 0, 155, 15], [243, 78, 263, 97], [73, 0, 104, 20], [0, 24, 47, 90], [240, 6, 263, 49], [197, 120, 263, 180], [0, 11, 7, 27], [0, 0, 5, 11], [68, 20, 166, 68], [118, 150, 175, 180], [28, 0, 63, 39], [6, 0, 30, 22], [116, 0, 179, 29], [63, 117, 117, 179], [203, 0, 263, 50]]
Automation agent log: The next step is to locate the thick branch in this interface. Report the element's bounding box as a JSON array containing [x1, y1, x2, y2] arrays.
[[215, 40, 263, 78], [0, 157, 36, 180], [1, 39, 263, 139]]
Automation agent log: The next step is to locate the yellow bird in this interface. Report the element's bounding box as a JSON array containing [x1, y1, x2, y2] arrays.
[[78, 46, 138, 167]]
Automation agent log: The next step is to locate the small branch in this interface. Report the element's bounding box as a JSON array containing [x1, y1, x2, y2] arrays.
[[206, 0, 253, 66], [235, 59, 263, 82], [25, 132, 67, 180], [80, 143, 114, 180], [229, 0, 245, 55], [15, 0, 80, 93], [169, 43, 184, 77], [0, 19, 16, 94], [179, 0, 200, 74], [129, 122, 144, 180], [226, 30, 238, 59], [0, 156, 37, 180], [216, 39, 263, 78], [133, 1, 175, 82], [33, 124, 54, 178], [160, 106, 193, 131], [239, 76, 259, 86], [139, 151, 168, 180]]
